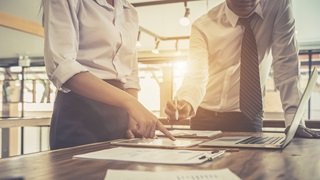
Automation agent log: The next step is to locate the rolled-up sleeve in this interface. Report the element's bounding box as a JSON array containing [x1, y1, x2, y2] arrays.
[[124, 51, 141, 90], [271, 0, 302, 126], [43, 0, 88, 92], [176, 22, 209, 115]]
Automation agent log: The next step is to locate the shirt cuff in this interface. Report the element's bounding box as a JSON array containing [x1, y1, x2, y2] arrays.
[[50, 59, 88, 93], [124, 76, 140, 91], [176, 95, 201, 118], [284, 111, 306, 127]]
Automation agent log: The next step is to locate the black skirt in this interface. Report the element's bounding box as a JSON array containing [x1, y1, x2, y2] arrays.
[[49, 80, 129, 150]]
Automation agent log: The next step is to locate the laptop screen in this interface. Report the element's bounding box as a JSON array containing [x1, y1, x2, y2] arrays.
[[283, 67, 318, 147]]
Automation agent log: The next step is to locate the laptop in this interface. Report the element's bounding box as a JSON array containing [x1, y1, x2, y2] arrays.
[[199, 67, 318, 149]]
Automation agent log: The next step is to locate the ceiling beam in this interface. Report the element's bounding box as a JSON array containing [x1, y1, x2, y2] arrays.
[[139, 26, 189, 41], [132, 0, 206, 7], [0, 56, 44, 67], [0, 11, 44, 38]]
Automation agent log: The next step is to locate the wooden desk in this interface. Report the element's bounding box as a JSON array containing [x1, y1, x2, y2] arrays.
[[0, 133, 319, 180]]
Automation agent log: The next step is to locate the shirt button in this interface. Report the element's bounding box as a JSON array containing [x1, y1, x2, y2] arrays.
[[120, 78, 127, 83]]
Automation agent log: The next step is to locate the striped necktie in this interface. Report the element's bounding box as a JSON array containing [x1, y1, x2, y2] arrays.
[[238, 15, 262, 120]]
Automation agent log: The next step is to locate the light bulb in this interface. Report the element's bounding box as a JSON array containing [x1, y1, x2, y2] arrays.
[[180, 17, 190, 26], [152, 49, 159, 54], [175, 50, 182, 56], [136, 41, 142, 48]]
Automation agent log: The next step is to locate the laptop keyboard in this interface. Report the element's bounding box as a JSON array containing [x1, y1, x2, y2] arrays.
[[236, 136, 284, 145]]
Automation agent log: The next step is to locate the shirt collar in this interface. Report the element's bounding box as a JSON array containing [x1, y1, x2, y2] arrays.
[[225, 1, 264, 28], [94, 0, 130, 10], [122, 0, 130, 8]]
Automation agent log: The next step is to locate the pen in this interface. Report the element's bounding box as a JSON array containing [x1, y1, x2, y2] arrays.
[[174, 98, 179, 120], [198, 151, 226, 161], [175, 147, 239, 152]]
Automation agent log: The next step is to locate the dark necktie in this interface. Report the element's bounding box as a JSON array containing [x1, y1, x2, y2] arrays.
[[238, 15, 262, 120]]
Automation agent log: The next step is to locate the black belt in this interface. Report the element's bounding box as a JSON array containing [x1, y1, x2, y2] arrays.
[[102, 79, 124, 90], [211, 111, 243, 116], [198, 107, 243, 117]]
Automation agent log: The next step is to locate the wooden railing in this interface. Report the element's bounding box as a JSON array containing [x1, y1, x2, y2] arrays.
[[0, 117, 50, 128], [0, 117, 51, 158]]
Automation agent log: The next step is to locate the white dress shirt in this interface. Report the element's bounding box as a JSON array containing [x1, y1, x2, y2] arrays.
[[43, 0, 140, 92], [177, 0, 301, 126]]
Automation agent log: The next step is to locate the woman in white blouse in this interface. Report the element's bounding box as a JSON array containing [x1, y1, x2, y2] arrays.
[[43, 0, 174, 149]]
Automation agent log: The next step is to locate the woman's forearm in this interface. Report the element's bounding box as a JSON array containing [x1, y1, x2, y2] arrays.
[[64, 71, 137, 110]]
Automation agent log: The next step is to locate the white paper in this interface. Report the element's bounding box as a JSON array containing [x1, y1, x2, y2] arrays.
[[73, 147, 225, 165], [156, 130, 222, 138], [104, 169, 241, 180]]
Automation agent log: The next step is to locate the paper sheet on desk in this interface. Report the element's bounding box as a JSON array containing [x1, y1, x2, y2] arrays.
[[105, 169, 241, 180], [73, 147, 225, 165], [156, 129, 222, 138]]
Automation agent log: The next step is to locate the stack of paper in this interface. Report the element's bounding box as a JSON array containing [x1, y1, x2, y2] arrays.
[[104, 169, 241, 180], [73, 147, 225, 165]]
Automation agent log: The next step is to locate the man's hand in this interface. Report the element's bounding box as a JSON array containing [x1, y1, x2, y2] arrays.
[[286, 125, 320, 138], [296, 125, 320, 138], [165, 99, 193, 120]]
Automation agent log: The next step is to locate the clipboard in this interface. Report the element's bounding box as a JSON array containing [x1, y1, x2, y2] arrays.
[[110, 138, 203, 148], [155, 130, 222, 138], [74, 147, 225, 165]]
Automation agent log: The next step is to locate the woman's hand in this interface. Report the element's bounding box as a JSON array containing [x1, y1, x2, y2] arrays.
[[126, 101, 175, 141], [126, 116, 141, 139]]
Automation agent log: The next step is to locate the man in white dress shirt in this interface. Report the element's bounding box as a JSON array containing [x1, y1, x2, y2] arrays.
[[165, 0, 320, 138]]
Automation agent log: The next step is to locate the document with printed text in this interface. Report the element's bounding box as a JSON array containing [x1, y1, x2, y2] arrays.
[[104, 169, 241, 180], [73, 147, 225, 165]]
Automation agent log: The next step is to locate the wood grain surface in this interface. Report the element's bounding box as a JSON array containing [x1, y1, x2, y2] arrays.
[[0, 133, 319, 180]]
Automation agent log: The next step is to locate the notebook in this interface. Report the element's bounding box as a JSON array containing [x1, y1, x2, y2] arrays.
[[199, 67, 318, 149]]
